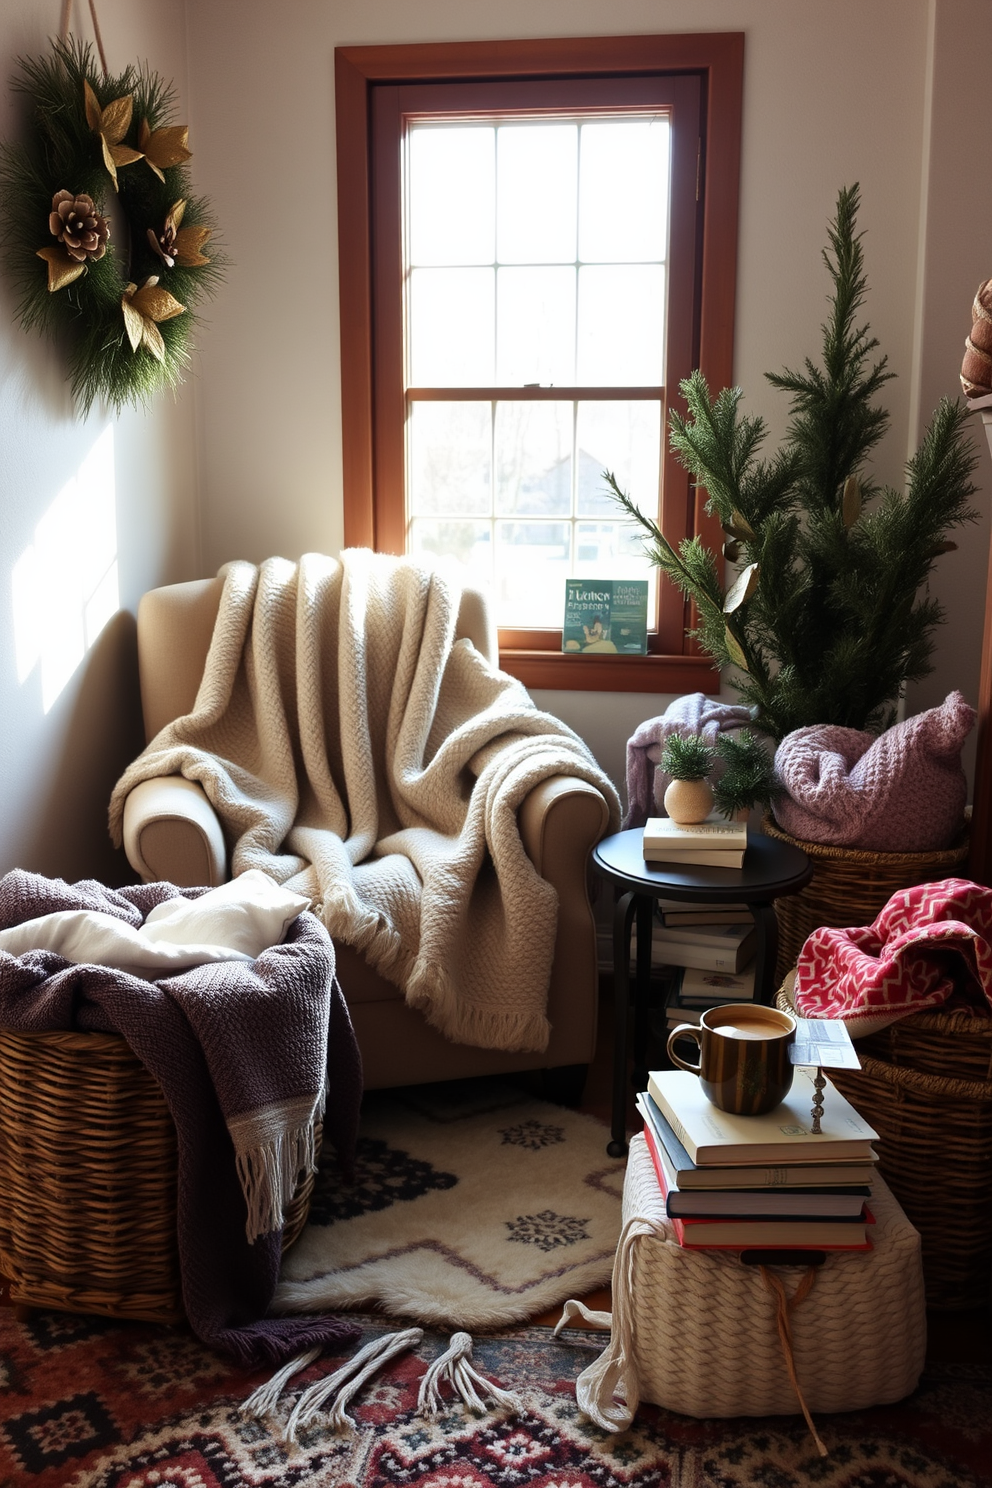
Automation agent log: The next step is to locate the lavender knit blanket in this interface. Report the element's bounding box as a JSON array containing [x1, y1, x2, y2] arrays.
[[0, 871, 362, 1368], [771, 691, 974, 851]]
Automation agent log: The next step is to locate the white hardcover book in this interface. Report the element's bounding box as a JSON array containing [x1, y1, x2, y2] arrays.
[[652, 922, 756, 974], [647, 1067, 879, 1166], [678, 964, 755, 1001], [643, 846, 746, 869], [642, 814, 748, 851]]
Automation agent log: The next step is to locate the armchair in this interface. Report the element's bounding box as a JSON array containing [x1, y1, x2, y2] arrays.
[[115, 557, 618, 1091]]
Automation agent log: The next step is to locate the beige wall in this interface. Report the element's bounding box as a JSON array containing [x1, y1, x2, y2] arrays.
[[185, 0, 990, 794], [0, 1, 987, 884], [0, 0, 198, 880]]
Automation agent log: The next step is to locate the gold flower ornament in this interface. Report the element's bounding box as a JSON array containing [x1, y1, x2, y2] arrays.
[[121, 276, 185, 361]]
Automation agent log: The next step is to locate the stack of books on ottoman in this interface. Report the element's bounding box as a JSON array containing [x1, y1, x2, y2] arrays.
[[637, 1068, 879, 1252]]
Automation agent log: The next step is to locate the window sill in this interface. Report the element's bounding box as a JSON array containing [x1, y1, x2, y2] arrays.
[[497, 647, 721, 694]]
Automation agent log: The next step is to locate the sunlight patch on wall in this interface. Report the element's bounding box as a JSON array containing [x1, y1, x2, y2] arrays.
[[11, 426, 120, 713]]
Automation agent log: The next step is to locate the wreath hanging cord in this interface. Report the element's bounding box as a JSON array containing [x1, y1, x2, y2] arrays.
[[0, 30, 224, 414]]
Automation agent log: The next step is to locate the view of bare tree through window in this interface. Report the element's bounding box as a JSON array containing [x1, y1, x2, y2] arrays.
[[404, 116, 668, 628]]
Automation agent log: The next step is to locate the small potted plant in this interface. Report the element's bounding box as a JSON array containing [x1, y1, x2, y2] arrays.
[[660, 734, 715, 824], [711, 730, 781, 821]]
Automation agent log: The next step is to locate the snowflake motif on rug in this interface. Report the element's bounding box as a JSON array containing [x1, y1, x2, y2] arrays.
[[504, 1210, 591, 1253], [307, 1136, 458, 1224], [498, 1119, 566, 1151]]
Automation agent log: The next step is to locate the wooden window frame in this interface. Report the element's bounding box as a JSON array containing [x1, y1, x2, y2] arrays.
[[335, 33, 744, 693]]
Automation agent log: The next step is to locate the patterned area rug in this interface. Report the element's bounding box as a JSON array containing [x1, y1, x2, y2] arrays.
[[272, 1078, 626, 1328], [1, 1307, 990, 1487]]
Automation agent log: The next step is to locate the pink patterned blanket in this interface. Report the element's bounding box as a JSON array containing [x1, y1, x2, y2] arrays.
[[794, 877, 992, 1036]]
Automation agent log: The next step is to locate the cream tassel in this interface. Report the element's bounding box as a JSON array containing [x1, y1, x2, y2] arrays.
[[239, 1346, 322, 1419], [283, 1327, 423, 1442], [416, 1331, 522, 1419], [554, 1298, 613, 1332]]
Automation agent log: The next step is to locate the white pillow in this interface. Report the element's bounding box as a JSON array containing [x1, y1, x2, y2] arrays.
[[141, 870, 312, 958]]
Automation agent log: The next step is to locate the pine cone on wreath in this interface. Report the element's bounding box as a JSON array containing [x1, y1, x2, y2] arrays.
[[48, 190, 110, 264], [960, 277, 992, 398]]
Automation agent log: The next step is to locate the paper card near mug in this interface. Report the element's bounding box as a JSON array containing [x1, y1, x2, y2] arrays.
[[666, 1004, 797, 1115]]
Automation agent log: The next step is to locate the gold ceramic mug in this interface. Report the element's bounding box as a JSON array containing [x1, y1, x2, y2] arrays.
[[666, 1004, 797, 1115]]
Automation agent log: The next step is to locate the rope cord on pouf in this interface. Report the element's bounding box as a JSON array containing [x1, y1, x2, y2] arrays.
[[759, 1265, 827, 1456]]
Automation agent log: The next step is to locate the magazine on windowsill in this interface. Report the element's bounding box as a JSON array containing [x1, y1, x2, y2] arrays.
[[562, 579, 648, 655]]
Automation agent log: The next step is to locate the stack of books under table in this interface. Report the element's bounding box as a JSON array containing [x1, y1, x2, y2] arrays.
[[638, 1068, 880, 1253], [642, 817, 755, 1029], [653, 900, 757, 1035]]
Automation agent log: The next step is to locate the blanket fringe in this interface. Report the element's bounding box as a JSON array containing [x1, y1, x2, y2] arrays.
[[239, 1346, 323, 1418], [406, 957, 550, 1055], [236, 1118, 322, 1244], [417, 1330, 522, 1418], [283, 1327, 423, 1441]]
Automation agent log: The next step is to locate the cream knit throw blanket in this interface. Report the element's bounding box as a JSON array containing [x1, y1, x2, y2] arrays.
[[109, 551, 620, 1054]]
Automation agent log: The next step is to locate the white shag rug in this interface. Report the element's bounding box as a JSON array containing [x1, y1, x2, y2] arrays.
[[272, 1078, 626, 1329]]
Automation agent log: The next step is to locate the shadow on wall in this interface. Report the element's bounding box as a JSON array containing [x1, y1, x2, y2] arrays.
[[28, 606, 145, 887]]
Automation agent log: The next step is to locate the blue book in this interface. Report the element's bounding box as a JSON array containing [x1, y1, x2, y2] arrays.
[[637, 1092, 875, 1200]]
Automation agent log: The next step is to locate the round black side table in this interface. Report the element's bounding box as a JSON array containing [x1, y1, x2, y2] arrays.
[[592, 828, 812, 1155]]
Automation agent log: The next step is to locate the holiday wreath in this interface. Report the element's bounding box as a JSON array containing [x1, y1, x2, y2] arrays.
[[0, 38, 223, 414]]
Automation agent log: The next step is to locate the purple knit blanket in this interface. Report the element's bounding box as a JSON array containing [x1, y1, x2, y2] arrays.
[[0, 871, 362, 1367]]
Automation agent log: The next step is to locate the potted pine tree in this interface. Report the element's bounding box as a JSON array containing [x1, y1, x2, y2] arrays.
[[605, 184, 978, 743], [605, 185, 977, 964]]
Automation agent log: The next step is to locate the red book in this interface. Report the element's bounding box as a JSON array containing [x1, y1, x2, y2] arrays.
[[642, 1122, 874, 1252]]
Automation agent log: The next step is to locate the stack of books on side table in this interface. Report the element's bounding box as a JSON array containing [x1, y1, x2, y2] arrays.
[[642, 814, 748, 869], [637, 1068, 879, 1252]]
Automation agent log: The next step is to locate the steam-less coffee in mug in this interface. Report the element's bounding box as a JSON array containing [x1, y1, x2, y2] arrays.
[[666, 1003, 796, 1115]]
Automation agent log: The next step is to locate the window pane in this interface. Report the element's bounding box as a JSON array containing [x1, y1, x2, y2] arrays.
[[495, 401, 573, 516], [575, 400, 661, 516], [495, 520, 571, 626], [496, 124, 577, 264], [496, 267, 576, 385], [577, 265, 665, 385], [409, 268, 495, 385], [579, 119, 670, 263], [409, 126, 495, 266], [410, 518, 493, 588], [573, 521, 658, 613], [409, 402, 492, 517]]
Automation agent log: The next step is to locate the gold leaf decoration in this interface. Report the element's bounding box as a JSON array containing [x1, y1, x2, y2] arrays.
[[842, 475, 862, 528], [723, 508, 757, 542], [36, 245, 87, 292], [147, 200, 211, 269], [122, 276, 185, 361], [84, 79, 143, 189], [138, 119, 192, 182], [724, 625, 749, 672], [724, 561, 760, 614]]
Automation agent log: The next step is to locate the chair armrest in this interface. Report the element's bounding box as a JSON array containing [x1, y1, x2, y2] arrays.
[[122, 777, 227, 888], [518, 775, 611, 882]]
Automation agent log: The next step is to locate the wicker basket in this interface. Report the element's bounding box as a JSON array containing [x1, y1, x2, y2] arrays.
[[763, 815, 970, 982], [0, 1027, 319, 1324], [778, 978, 992, 1311]]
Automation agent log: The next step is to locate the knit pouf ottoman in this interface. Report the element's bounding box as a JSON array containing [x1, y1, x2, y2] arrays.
[[559, 1133, 926, 1434]]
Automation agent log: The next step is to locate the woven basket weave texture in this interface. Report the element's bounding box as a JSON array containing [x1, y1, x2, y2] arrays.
[[778, 977, 992, 1311], [762, 815, 970, 981], [618, 1133, 925, 1418], [0, 1027, 317, 1323]]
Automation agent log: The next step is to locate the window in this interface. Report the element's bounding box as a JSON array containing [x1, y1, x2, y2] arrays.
[[336, 35, 743, 692]]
